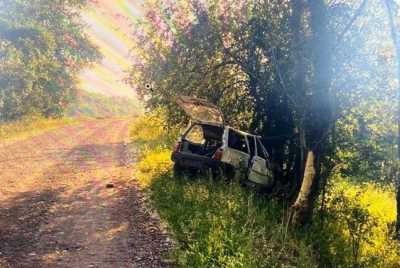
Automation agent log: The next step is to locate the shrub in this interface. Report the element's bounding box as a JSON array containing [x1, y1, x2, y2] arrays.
[[129, 108, 179, 148], [130, 112, 400, 268], [0, 114, 76, 141], [315, 178, 400, 267], [135, 148, 172, 187], [130, 112, 317, 267]]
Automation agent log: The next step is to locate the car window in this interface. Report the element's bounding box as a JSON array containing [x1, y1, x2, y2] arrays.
[[185, 125, 205, 144], [228, 129, 248, 153], [256, 138, 267, 159], [248, 135, 256, 158]]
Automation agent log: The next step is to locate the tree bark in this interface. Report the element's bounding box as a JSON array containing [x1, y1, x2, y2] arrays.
[[383, 0, 400, 238], [291, 150, 319, 225], [291, 0, 332, 226], [289, 0, 307, 199]]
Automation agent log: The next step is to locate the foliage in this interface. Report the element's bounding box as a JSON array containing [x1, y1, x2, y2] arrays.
[[135, 148, 172, 188], [128, 0, 400, 226], [131, 110, 180, 187], [312, 178, 400, 267], [67, 90, 142, 118], [0, 114, 77, 142], [332, 1, 398, 185], [0, 0, 100, 121], [130, 108, 180, 147], [130, 113, 400, 267], [130, 113, 317, 267]]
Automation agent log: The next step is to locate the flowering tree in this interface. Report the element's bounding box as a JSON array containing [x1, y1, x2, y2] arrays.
[[0, 0, 100, 120], [129, 0, 400, 227]]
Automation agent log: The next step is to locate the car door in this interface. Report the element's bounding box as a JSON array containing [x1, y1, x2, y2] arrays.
[[248, 137, 274, 187], [221, 128, 250, 169]]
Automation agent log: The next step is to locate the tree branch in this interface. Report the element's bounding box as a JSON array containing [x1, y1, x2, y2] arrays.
[[333, 0, 368, 51]]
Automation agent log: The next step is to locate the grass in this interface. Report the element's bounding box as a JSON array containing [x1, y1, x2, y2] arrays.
[[67, 90, 143, 118], [314, 178, 400, 267], [150, 174, 316, 267], [131, 111, 316, 267], [0, 115, 78, 143], [130, 111, 400, 268]]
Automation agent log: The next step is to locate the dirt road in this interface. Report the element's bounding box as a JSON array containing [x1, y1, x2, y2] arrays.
[[0, 119, 171, 268]]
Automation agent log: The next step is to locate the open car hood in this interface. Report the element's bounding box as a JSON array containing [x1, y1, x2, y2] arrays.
[[176, 96, 224, 125]]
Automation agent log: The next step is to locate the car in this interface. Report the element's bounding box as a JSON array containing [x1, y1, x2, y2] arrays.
[[171, 96, 274, 188]]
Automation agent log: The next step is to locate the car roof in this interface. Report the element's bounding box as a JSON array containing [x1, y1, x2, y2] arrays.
[[227, 126, 261, 138]]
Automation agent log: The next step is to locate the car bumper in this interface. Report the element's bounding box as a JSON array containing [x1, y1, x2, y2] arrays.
[[171, 151, 221, 169]]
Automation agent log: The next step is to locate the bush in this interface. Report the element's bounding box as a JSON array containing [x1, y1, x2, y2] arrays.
[[0, 114, 76, 141], [315, 178, 400, 267], [130, 112, 317, 267], [130, 108, 179, 148], [135, 148, 172, 187], [130, 112, 400, 268]]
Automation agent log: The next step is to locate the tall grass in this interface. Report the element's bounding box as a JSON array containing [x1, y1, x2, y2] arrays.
[[130, 111, 400, 268], [131, 112, 316, 267], [151, 174, 317, 267], [0, 115, 77, 142], [312, 178, 400, 267]]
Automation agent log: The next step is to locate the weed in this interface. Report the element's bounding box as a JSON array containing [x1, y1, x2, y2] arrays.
[[130, 112, 400, 268], [0, 115, 77, 142]]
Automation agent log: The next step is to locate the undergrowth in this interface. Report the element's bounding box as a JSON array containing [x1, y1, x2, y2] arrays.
[[0, 114, 77, 142], [130, 111, 400, 268]]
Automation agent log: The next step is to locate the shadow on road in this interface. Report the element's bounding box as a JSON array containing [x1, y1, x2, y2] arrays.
[[0, 188, 61, 267]]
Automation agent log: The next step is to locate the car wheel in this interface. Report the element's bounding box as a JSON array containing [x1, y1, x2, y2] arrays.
[[211, 166, 224, 180], [173, 162, 185, 177], [223, 164, 236, 180]]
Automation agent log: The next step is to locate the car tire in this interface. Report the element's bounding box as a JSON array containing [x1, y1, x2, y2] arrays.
[[211, 165, 224, 180], [174, 163, 199, 178], [223, 164, 236, 180], [173, 162, 185, 177]]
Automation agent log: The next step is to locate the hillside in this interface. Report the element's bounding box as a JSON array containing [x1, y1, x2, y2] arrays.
[[68, 90, 142, 118]]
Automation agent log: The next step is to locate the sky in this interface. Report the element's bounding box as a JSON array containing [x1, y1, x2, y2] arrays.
[[79, 0, 142, 99]]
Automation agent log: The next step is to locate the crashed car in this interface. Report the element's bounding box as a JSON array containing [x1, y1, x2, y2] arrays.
[[171, 96, 274, 188]]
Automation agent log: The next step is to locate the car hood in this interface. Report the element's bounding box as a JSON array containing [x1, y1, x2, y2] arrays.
[[176, 96, 224, 125]]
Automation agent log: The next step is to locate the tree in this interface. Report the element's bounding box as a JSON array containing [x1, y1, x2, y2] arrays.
[[383, 0, 400, 238], [290, 0, 333, 226], [0, 0, 100, 121], [129, 0, 400, 228]]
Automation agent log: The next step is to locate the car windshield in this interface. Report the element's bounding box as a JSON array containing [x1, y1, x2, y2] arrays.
[[185, 124, 223, 143], [185, 125, 205, 144]]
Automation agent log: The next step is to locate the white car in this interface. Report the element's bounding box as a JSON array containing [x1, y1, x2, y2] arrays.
[[171, 96, 274, 188]]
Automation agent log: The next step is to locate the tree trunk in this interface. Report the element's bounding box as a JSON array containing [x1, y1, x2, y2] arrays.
[[289, 0, 307, 199], [291, 149, 320, 225], [291, 0, 332, 226], [383, 0, 400, 238]]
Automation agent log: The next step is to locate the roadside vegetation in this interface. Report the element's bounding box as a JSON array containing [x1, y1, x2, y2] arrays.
[[126, 1, 400, 266], [67, 90, 142, 118], [0, 115, 78, 142], [131, 112, 400, 267], [0, 0, 100, 122], [128, 0, 400, 227]]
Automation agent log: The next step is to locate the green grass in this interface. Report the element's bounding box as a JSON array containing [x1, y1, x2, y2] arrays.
[[150, 174, 316, 267], [130, 112, 400, 268], [131, 112, 317, 267], [67, 90, 143, 118], [0, 115, 78, 143]]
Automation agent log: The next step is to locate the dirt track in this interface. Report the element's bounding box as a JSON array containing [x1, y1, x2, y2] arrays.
[[0, 119, 171, 268]]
